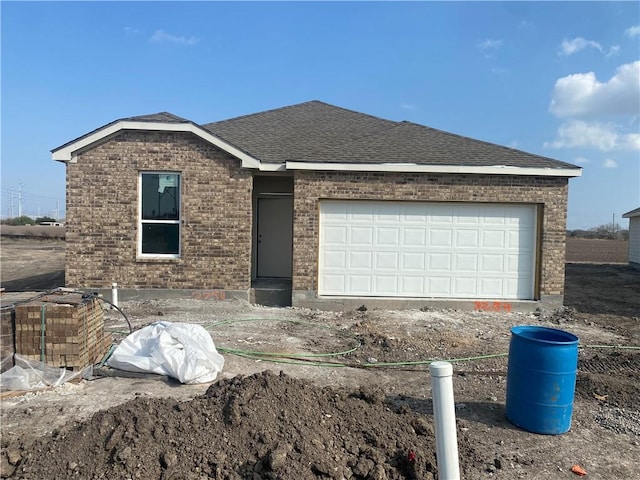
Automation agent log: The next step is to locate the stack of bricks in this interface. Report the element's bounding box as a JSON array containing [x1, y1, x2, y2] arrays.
[[1, 307, 15, 372], [13, 293, 112, 370]]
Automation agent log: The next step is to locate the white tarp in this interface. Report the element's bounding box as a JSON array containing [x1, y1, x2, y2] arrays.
[[0, 354, 86, 391], [107, 322, 224, 384]]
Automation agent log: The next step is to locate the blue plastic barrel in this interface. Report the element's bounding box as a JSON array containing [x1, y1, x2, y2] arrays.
[[506, 326, 579, 435]]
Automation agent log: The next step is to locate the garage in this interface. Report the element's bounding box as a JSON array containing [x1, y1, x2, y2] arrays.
[[319, 200, 538, 300]]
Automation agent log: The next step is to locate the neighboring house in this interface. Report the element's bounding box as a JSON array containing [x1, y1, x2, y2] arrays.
[[52, 101, 582, 310], [622, 207, 640, 269]]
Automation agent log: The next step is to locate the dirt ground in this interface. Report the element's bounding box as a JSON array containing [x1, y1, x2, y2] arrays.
[[1, 237, 638, 479], [565, 237, 628, 264]]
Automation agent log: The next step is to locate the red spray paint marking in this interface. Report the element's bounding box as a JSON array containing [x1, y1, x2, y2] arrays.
[[474, 301, 512, 313], [192, 290, 226, 301]]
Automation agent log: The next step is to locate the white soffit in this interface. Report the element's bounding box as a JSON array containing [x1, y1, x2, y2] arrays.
[[286, 161, 582, 177]]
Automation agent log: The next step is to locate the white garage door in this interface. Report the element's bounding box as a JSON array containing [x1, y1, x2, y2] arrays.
[[319, 201, 537, 299]]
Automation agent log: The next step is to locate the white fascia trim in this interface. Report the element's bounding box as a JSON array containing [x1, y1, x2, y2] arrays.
[[51, 120, 281, 170], [285, 161, 582, 177]]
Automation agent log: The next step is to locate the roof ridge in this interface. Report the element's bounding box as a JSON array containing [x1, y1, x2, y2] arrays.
[[204, 100, 400, 128], [121, 111, 191, 123]]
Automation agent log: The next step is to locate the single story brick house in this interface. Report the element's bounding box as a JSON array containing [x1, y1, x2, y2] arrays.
[[622, 207, 640, 269], [52, 101, 581, 310]]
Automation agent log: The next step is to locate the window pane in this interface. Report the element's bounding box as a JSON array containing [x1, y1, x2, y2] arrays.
[[142, 174, 180, 220], [141, 223, 179, 254]]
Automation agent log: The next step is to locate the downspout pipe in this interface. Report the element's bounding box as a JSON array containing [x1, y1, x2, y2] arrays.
[[111, 283, 119, 309], [429, 361, 460, 480]]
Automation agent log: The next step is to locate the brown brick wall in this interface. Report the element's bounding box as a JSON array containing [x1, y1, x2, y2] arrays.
[[65, 131, 252, 290], [292, 171, 569, 297], [66, 131, 570, 300]]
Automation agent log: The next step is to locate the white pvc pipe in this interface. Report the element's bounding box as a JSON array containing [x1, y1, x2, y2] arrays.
[[429, 361, 460, 480], [111, 282, 119, 308]]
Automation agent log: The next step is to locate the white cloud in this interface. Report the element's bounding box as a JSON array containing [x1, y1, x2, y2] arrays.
[[544, 120, 640, 152], [124, 26, 140, 35], [605, 45, 620, 58], [625, 25, 640, 38], [558, 37, 619, 58], [400, 103, 418, 111], [477, 39, 503, 51], [574, 156, 589, 165], [518, 20, 535, 31], [549, 61, 640, 117], [603, 158, 618, 168], [559, 37, 603, 56], [150, 29, 198, 46]]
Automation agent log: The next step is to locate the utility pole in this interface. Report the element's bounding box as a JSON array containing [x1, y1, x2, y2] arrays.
[[9, 188, 15, 218], [18, 182, 23, 217]]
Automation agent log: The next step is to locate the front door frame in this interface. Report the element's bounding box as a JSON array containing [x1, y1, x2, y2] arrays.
[[254, 193, 294, 279]]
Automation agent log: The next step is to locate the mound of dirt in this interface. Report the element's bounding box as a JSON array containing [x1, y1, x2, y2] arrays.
[[11, 371, 442, 480]]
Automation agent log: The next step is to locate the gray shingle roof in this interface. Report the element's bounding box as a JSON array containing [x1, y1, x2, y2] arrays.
[[204, 101, 397, 164], [204, 101, 578, 170], [53, 101, 580, 172]]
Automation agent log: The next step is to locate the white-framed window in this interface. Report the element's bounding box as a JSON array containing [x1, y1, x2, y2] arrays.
[[138, 172, 181, 257]]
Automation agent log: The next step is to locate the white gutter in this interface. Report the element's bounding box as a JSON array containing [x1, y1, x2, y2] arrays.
[[286, 161, 582, 177]]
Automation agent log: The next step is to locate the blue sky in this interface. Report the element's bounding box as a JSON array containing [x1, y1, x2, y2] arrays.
[[2, 1, 639, 229]]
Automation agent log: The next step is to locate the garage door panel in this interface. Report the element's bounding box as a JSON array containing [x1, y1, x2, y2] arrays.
[[454, 277, 477, 296], [321, 202, 349, 220], [377, 227, 400, 246], [323, 226, 347, 244], [403, 228, 427, 246], [427, 203, 454, 225], [375, 203, 401, 222], [321, 274, 345, 294], [349, 203, 375, 221], [455, 230, 479, 248], [453, 205, 481, 224], [428, 253, 452, 271], [349, 251, 373, 269], [479, 278, 504, 297], [507, 254, 530, 273], [375, 276, 398, 293], [402, 252, 426, 270], [319, 201, 536, 299], [429, 229, 453, 247], [376, 252, 399, 269], [323, 250, 346, 268], [349, 275, 372, 293], [507, 230, 522, 248], [350, 227, 373, 245], [483, 210, 507, 225], [428, 276, 452, 295], [506, 278, 524, 297], [402, 204, 429, 223], [482, 230, 506, 248], [480, 254, 504, 272], [455, 253, 478, 271]]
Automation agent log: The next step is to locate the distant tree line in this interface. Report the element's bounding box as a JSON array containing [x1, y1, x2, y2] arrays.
[[568, 223, 628, 241], [1, 216, 58, 226]]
